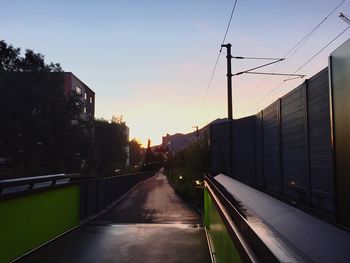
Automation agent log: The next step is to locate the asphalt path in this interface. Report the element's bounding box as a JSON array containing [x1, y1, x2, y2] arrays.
[[96, 171, 201, 224], [21, 171, 211, 263]]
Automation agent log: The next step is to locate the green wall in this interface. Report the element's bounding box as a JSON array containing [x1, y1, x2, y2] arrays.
[[204, 188, 241, 263], [0, 185, 80, 263]]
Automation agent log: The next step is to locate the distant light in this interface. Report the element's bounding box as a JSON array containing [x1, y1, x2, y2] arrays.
[[195, 180, 201, 185], [179, 176, 183, 180]]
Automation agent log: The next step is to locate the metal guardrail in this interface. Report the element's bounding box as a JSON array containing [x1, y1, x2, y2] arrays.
[[0, 171, 155, 221], [0, 173, 80, 197], [204, 174, 305, 263], [205, 174, 260, 263], [79, 172, 154, 220]]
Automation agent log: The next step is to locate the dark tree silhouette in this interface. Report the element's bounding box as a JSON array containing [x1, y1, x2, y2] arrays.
[[0, 40, 92, 178], [129, 139, 143, 166], [94, 119, 128, 175]]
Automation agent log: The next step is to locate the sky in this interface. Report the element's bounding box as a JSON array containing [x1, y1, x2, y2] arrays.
[[1, 0, 350, 146]]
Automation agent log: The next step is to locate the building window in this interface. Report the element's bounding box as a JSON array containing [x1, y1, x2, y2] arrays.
[[84, 93, 87, 100], [83, 107, 87, 114], [90, 97, 93, 103], [76, 86, 82, 94]]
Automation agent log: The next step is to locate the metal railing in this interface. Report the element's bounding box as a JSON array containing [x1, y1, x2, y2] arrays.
[[0, 172, 154, 221], [79, 172, 154, 220], [204, 174, 305, 263], [0, 173, 80, 197]]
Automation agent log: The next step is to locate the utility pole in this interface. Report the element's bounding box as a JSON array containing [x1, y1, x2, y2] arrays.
[[221, 43, 233, 178], [221, 43, 233, 120], [192, 126, 199, 141], [218, 44, 303, 178]]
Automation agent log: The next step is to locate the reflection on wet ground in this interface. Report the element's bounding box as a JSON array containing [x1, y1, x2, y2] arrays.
[[96, 173, 201, 224], [21, 172, 211, 263]]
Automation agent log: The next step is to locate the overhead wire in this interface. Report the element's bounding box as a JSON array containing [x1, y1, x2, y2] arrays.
[[221, 0, 238, 49], [255, 0, 346, 90], [198, 0, 238, 117], [257, 25, 350, 109], [292, 25, 350, 75], [240, 0, 347, 115]]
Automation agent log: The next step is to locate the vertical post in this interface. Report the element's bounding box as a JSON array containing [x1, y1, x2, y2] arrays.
[[222, 43, 233, 177], [303, 80, 311, 206], [221, 43, 233, 120], [277, 98, 284, 195], [260, 110, 265, 188]]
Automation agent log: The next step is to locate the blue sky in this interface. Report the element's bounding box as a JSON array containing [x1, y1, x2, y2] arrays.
[[1, 0, 350, 145]]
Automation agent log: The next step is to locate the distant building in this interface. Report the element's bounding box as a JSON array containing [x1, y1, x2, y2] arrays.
[[63, 72, 95, 121], [162, 122, 212, 153]]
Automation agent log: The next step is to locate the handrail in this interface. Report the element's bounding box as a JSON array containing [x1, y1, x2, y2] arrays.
[[204, 174, 305, 263], [78, 171, 151, 181], [0, 174, 75, 187], [0, 173, 80, 197], [0, 172, 153, 198]]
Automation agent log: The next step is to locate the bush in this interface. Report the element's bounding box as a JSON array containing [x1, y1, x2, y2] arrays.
[[166, 134, 209, 209]]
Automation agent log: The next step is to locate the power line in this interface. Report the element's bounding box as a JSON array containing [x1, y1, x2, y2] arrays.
[[220, 0, 238, 50], [283, 0, 346, 59], [198, 0, 238, 117], [198, 52, 222, 115], [255, 0, 346, 90], [257, 25, 350, 108], [240, 0, 347, 115], [290, 25, 350, 77], [247, 0, 346, 98]]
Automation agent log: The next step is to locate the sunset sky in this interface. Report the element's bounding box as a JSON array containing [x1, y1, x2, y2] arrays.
[[1, 0, 350, 146]]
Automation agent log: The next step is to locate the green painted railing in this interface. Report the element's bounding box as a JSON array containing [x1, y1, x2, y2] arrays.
[[0, 172, 153, 263], [204, 174, 301, 263], [204, 188, 241, 263], [0, 183, 80, 263]]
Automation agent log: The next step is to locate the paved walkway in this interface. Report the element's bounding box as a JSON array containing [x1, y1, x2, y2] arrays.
[[21, 172, 211, 263]]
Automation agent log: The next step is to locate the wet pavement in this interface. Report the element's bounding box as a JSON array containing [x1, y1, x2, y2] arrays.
[[20, 172, 211, 263], [96, 171, 201, 224]]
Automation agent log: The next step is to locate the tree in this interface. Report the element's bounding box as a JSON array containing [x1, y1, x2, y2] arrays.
[[0, 40, 91, 178], [129, 139, 143, 166], [0, 41, 21, 71], [94, 119, 128, 175], [0, 40, 62, 72], [166, 133, 210, 207]]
